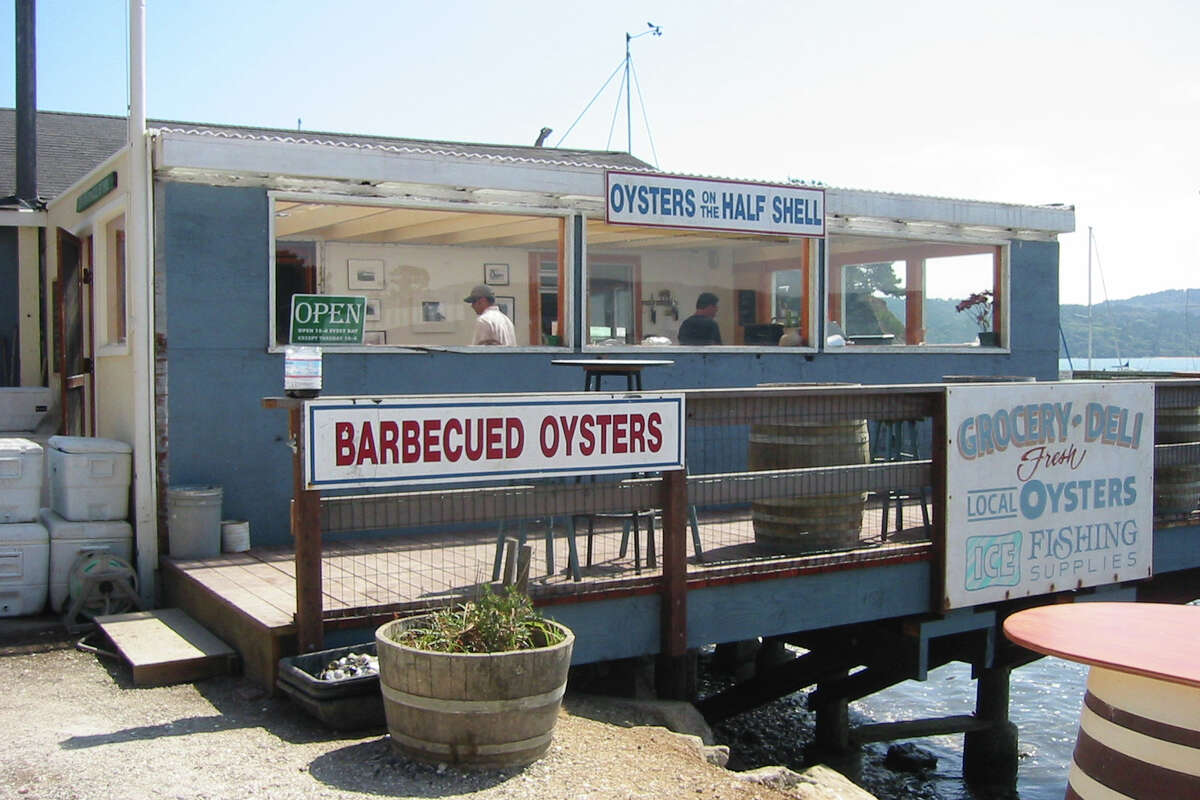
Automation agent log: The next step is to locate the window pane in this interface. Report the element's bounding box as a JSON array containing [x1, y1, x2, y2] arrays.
[[105, 215, 127, 345], [273, 201, 566, 347], [828, 235, 1002, 346], [585, 220, 819, 348]]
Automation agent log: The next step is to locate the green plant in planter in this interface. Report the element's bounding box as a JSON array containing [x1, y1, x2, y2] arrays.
[[392, 583, 566, 653]]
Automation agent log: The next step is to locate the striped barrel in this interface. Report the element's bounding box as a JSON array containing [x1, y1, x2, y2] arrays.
[[375, 616, 574, 767], [1065, 666, 1200, 799]]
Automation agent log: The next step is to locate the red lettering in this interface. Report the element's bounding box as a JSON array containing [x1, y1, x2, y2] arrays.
[[401, 420, 421, 463], [505, 418, 524, 457], [629, 414, 646, 452], [595, 414, 613, 454], [423, 419, 442, 462], [335, 422, 355, 465], [647, 412, 663, 452], [485, 417, 503, 459], [465, 418, 484, 460], [579, 414, 596, 456], [540, 416, 559, 457], [356, 422, 378, 465], [612, 414, 628, 454], [444, 419, 463, 461], [557, 415, 578, 456], [380, 421, 399, 464]]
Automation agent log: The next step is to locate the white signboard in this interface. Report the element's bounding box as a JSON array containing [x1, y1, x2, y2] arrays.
[[605, 170, 825, 237], [305, 393, 685, 489], [945, 382, 1154, 609]]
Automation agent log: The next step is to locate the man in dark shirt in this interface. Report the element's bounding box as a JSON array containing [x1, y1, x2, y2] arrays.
[[677, 292, 722, 345]]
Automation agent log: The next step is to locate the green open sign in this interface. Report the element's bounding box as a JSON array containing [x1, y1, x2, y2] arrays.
[[289, 295, 366, 344]]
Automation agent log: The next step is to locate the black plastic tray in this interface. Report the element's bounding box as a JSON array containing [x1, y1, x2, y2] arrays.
[[276, 642, 384, 731]]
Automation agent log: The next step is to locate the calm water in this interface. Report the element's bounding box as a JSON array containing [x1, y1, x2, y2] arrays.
[[854, 657, 1089, 799], [1058, 355, 1200, 374]]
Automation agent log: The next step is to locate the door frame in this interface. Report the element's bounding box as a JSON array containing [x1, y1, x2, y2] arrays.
[[55, 227, 95, 436]]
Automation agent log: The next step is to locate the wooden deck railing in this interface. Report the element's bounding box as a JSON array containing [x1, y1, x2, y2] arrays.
[[267, 378, 1200, 653]]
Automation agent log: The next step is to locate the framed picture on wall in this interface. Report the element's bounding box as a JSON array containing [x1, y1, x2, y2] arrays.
[[484, 263, 510, 286], [495, 295, 516, 322], [364, 330, 386, 345], [364, 298, 382, 322], [348, 259, 385, 290], [414, 297, 454, 333]]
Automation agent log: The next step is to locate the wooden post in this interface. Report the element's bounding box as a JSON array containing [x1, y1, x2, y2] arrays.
[[656, 468, 691, 699], [931, 389, 949, 612], [963, 666, 1018, 789], [289, 403, 324, 652]]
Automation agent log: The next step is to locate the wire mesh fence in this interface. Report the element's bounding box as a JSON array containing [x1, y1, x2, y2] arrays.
[[684, 387, 937, 568], [312, 384, 942, 618], [302, 380, 1200, 620]]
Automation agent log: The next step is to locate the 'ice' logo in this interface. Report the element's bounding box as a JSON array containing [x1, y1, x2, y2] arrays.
[[964, 531, 1022, 591]]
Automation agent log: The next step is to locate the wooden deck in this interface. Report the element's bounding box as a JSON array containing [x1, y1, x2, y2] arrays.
[[162, 507, 934, 692]]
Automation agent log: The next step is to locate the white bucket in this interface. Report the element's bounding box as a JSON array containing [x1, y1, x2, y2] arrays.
[[166, 485, 223, 558], [221, 519, 251, 553]]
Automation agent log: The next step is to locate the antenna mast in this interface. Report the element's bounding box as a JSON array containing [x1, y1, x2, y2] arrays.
[[624, 23, 661, 153]]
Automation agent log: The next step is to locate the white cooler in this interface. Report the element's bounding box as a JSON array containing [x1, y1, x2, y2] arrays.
[[0, 387, 51, 432], [46, 435, 132, 522], [0, 438, 43, 523], [0, 521, 49, 616], [40, 508, 133, 613]]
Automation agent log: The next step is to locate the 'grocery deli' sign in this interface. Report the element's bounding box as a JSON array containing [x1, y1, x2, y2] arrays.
[[944, 381, 1154, 609], [304, 393, 685, 489], [605, 170, 825, 238]]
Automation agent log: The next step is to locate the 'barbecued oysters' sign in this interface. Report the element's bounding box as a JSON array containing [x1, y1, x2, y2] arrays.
[[304, 393, 684, 489], [944, 381, 1153, 609]]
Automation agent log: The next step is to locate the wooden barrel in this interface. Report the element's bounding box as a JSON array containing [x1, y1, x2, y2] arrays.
[[1065, 666, 1200, 799], [748, 418, 870, 553], [374, 616, 574, 767], [1154, 404, 1200, 516]]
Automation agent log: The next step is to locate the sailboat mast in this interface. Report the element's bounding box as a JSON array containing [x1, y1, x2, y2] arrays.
[[1087, 226, 1093, 370]]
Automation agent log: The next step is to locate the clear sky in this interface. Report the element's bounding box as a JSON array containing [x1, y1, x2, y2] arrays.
[[3, 0, 1197, 305]]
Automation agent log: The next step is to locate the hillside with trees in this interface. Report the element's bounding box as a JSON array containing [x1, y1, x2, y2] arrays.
[[869, 289, 1199, 356], [1057, 290, 1200, 358]]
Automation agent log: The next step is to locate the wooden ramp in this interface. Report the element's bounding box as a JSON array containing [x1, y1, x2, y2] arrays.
[[94, 608, 238, 687]]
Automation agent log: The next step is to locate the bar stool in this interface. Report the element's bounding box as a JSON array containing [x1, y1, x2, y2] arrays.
[[870, 419, 930, 539]]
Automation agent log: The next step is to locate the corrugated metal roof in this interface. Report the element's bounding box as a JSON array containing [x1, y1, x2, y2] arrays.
[[0, 109, 654, 203], [1, 108, 1072, 225]]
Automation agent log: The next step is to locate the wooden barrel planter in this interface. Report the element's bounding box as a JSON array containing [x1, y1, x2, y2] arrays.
[[374, 616, 574, 768], [748, 418, 870, 554], [1154, 404, 1200, 516]]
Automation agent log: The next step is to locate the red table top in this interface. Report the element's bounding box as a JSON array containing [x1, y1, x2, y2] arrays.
[[1003, 602, 1200, 689]]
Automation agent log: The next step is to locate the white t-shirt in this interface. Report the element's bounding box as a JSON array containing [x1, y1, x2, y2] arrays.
[[472, 305, 516, 346]]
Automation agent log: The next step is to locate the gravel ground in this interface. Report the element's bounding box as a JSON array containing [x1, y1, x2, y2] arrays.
[[0, 636, 811, 800]]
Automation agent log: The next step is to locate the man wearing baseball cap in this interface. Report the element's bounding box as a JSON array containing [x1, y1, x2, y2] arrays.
[[464, 284, 516, 346]]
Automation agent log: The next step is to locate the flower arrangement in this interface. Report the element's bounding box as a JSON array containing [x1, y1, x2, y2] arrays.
[[956, 289, 994, 332]]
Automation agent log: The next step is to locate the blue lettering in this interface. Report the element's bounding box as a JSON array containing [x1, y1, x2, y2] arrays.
[[1020, 479, 1047, 520]]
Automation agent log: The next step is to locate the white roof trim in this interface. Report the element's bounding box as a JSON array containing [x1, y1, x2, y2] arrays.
[[152, 129, 1076, 237]]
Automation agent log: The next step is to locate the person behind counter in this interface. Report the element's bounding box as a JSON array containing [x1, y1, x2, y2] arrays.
[[677, 292, 722, 345], [464, 284, 516, 346]]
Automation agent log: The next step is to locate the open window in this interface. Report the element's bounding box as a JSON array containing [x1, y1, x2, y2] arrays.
[[584, 219, 820, 348], [271, 198, 568, 348], [828, 235, 1005, 347]]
